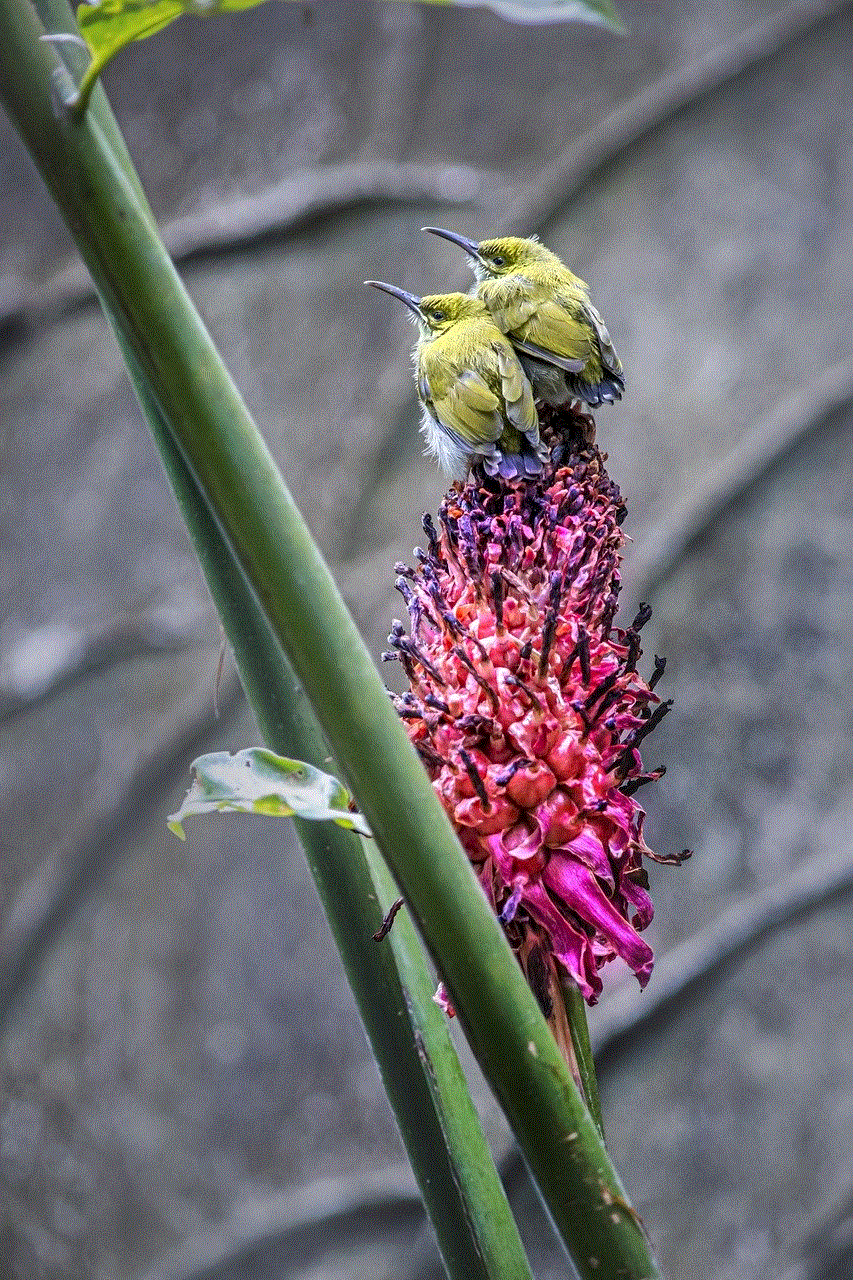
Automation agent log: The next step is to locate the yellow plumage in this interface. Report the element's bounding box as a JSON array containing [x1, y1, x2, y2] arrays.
[[423, 230, 624, 408], [367, 284, 545, 481]]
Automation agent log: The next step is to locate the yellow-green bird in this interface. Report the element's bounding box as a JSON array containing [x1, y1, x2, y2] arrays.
[[423, 229, 624, 409], [366, 282, 546, 481]]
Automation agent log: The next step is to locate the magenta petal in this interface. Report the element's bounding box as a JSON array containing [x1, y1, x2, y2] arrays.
[[619, 875, 654, 930], [484, 826, 542, 882], [565, 829, 614, 883], [543, 858, 654, 987], [522, 881, 603, 1002]]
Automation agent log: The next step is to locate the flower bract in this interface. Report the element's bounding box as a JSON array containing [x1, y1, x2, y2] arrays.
[[386, 409, 687, 1007]]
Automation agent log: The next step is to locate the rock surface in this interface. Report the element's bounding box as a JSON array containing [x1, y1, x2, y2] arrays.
[[1, 3, 851, 1278]]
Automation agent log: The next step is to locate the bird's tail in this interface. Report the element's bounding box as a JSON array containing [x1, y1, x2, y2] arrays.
[[483, 431, 548, 480], [570, 368, 624, 407]]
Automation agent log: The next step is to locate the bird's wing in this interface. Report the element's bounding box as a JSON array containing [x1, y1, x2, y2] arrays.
[[512, 296, 591, 373], [479, 283, 586, 373], [426, 365, 504, 447], [480, 286, 540, 337], [417, 370, 434, 416], [581, 299, 623, 378], [495, 343, 539, 437]]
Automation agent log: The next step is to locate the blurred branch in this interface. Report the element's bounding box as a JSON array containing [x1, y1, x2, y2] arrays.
[[1, 161, 501, 328], [505, 0, 852, 235], [0, 603, 214, 724], [623, 357, 853, 604], [132, 1169, 426, 1280], [0, 664, 241, 1026], [342, 0, 852, 555]]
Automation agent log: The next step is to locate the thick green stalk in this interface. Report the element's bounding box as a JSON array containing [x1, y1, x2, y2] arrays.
[[560, 974, 605, 1141], [34, 0, 151, 214], [0, 12, 660, 1274], [115, 335, 533, 1280], [24, 17, 531, 1265]]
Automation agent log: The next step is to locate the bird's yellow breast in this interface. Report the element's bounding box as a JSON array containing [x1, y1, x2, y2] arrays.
[[419, 315, 504, 396]]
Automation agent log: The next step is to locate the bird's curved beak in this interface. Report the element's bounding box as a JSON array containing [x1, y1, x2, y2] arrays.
[[365, 280, 423, 319], [422, 226, 481, 262]]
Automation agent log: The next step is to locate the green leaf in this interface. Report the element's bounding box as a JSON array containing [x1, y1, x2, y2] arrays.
[[71, 0, 260, 114], [77, 0, 259, 60], [74, 0, 624, 68], [168, 747, 371, 840]]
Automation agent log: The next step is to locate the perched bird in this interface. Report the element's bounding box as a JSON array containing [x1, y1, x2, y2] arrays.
[[423, 229, 624, 408], [366, 282, 547, 481]]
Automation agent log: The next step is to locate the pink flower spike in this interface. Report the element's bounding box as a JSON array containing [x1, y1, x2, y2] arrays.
[[385, 406, 689, 1017]]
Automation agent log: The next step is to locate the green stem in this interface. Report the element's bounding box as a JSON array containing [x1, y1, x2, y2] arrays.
[[34, 0, 151, 209], [560, 973, 605, 1140], [106, 332, 534, 1280], [71, 49, 117, 119], [0, 11, 660, 1274], [12, 17, 536, 1271]]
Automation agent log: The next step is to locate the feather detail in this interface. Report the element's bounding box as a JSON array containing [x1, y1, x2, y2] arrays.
[[497, 343, 539, 437], [414, 307, 542, 476], [461, 241, 625, 409]]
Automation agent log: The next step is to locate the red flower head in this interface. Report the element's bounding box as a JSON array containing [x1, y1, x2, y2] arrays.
[[386, 408, 688, 1013]]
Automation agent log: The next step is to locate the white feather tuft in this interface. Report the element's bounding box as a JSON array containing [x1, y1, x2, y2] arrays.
[[420, 409, 471, 481]]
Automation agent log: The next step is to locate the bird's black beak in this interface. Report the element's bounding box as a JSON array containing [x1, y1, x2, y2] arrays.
[[422, 227, 481, 261], [365, 280, 424, 319]]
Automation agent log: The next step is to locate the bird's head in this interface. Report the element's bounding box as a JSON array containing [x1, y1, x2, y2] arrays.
[[367, 282, 487, 336], [417, 292, 487, 334], [423, 228, 557, 281]]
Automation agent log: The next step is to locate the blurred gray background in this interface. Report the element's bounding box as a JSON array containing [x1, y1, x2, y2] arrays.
[[1, 1, 851, 1277]]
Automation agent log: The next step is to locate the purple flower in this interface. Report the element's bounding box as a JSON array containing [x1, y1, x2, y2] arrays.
[[386, 408, 688, 1008]]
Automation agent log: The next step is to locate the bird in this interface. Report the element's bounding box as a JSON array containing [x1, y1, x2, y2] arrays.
[[422, 229, 624, 409], [366, 282, 547, 481]]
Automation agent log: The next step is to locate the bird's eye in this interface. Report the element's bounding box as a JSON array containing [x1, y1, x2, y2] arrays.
[[431, 310, 445, 321], [491, 254, 505, 267]]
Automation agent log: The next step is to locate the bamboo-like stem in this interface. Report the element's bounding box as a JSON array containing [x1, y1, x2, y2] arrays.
[[15, 15, 535, 1271], [118, 334, 532, 1280], [0, 10, 660, 1273]]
